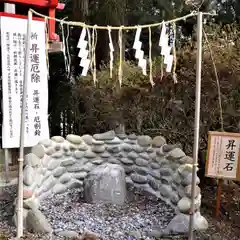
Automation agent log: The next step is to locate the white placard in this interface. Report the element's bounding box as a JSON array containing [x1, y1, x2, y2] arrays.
[[0, 15, 49, 148], [206, 132, 240, 180]]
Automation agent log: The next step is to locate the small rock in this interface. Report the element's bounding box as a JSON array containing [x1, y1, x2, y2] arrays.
[[100, 152, 111, 158], [39, 139, 52, 148], [128, 151, 138, 160], [92, 145, 106, 153], [93, 131, 115, 141], [74, 150, 85, 159], [78, 144, 88, 151], [24, 153, 40, 168], [135, 158, 148, 166], [180, 156, 194, 164], [185, 185, 201, 198], [85, 150, 97, 158], [107, 146, 121, 153], [51, 136, 65, 143], [66, 179, 83, 189], [159, 185, 172, 198], [66, 134, 82, 144], [149, 169, 161, 179], [160, 168, 173, 176], [52, 183, 67, 194], [74, 172, 88, 179], [105, 137, 122, 144], [167, 148, 186, 160], [59, 173, 72, 184], [26, 209, 53, 233], [45, 147, 56, 156], [132, 165, 149, 175], [23, 197, 39, 210], [139, 152, 150, 160], [23, 165, 35, 186], [61, 158, 76, 167], [147, 175, 160, 190], [137, 135, 152, 146], [150, 162, 160, 169], [120, 158, 134, 165], [81, 134, 93, 145], [31, 144, 45, 159], [128, 133, 137, 140], [130, 173, 148, 184], [152, 136, 166, 147], [51, 151, 63, 159], [52, 167, 66, 177], [129, 230, 142, 239], [122, 144, 132, 152], [48, 160, 61, 170], [162, 144, 181, 152], [56, 230, 79, 238]]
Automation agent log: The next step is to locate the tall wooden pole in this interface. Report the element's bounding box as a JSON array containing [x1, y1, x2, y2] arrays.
[[188, 11, 203, 240], [16, 10, 32, 238]]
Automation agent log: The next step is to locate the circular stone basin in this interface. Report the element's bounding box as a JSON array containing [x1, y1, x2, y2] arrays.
[[39, 189, 176, 239]]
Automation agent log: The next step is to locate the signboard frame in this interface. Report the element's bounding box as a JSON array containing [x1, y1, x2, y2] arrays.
[[205, 131, 240, 181]]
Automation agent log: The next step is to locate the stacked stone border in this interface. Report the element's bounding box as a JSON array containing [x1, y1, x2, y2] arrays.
[[15, 131, 208, 235]]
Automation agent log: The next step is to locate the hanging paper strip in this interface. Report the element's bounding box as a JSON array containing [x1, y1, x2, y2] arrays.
[[77, 27, 90, 76], [108, 28, 114, 78], [159, 22, 173, 73], [133, 27, 147, 75]]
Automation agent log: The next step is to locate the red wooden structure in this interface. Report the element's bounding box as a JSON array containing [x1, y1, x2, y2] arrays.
[[1, 0, 65, 41]]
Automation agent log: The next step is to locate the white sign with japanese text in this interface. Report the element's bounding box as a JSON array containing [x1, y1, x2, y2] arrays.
[[206, 132, 240, 180], [0, 15, 49, 148]]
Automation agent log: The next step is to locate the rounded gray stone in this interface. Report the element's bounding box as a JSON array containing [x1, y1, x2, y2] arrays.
[[122, 144, 132, 152], [74, 151, 85, 159], [51, 136, 65, 143], [26, 209, 53, 233], [152, 136, 166, 147], [55, 144, 61, 151], [52, 184, 67, 194], [45, 147, 56, 156], [182, 173, 200, 186], [92, 145, 106, 153], [130, 173, 148, 184], [159, 185, 172, 198], [81, 134, 93, 145], [51, 151, 63, 159], [47, 160, 61, 170], [133, 145, 144, 153], [85, 150, 97, 158], [92, 159, 104, 165], [135, 158, 148, 166], [100, 152, 111, 158], [128, 151, 138, 160], [149, 169, 161, 179], [128, 133, 137, 140], [81, 162, 95, 172], [120, 158, 134, 165], [173, 173, 182, 184], [105, 137, 122, 144], [64, 151, 72, 156], [185, 184, 201, 198], [150, 162, 160, 169], [108, 158, 121, 165], [93, 131, 115, 141], [149, 152, 157, 160], [139, 152, 150, 160], [179, 156, 194, 164], [31, 144, 45, 159], [170, 191, 180, 203], [23, 197, 39, 210], [78, 144, 88, 151], [132, 165, 149, 175], [160, 168, 173, 176], [66, 134, 82, 144], [161, 176, 173, 184], [74, 172, 88, 180], [63, 144, 70, 152], [53, 167, 66, 177], [162, 144, 180, 153], [137, 135, 152, 146], [107, 146, 121, 153], [147, 175, 160, 190], [59, 173, 72, 184], [24, 153, 40, 168], [39, 139, 52, 148], [56, 230, 79, 238], [61, 158, 76, 167], [167, 148, 186, 160], [23, 165, 35, 186]]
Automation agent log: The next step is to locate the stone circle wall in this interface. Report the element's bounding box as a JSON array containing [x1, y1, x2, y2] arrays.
[[16, 131, 208, 234]]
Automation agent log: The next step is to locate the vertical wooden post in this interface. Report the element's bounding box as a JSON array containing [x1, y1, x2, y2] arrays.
[[188, 11, 203, 240], [216, 179, 223, 217]]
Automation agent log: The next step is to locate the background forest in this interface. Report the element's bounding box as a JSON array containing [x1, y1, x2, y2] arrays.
[[47, 0, 240, 155]]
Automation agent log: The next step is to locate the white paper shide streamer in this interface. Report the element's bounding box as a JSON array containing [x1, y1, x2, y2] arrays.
[[108, 28, 114, 78], [77, 27, 90, 76], [133, 27, 147, 75], [159, 22, 173, 73]]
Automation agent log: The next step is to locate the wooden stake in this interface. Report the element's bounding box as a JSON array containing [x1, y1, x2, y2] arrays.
[[216, 179, 223, 217]]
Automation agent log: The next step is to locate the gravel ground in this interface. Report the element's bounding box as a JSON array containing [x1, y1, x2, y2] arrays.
[[40, 189, 176, 240], [1, 185, 176, 239]]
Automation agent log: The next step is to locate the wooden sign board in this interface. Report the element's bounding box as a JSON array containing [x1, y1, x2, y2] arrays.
[[205, 131, 240, 181]]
